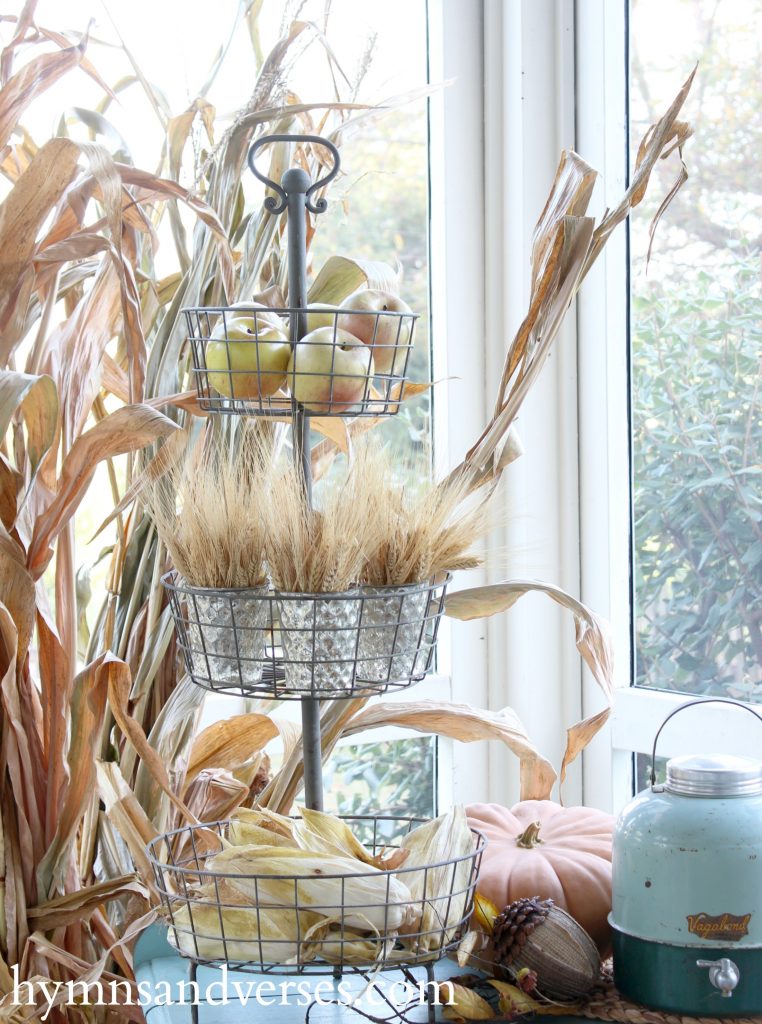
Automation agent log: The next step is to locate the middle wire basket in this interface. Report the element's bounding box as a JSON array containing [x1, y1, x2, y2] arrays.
[[162, 571, 450, 700], [148, 815, 486, 975]]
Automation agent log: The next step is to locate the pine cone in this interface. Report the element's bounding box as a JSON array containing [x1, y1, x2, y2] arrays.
[[492, 896, 553, 966]]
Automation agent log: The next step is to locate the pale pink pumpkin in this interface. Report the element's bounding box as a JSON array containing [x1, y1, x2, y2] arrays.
[[466, 799, 615, 955]]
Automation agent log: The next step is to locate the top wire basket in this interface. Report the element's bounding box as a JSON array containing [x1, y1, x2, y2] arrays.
[[184, 305, 418, 417]]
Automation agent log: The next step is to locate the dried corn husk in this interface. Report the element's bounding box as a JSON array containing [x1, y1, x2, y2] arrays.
[[184, 769, 249, 823], [205, 844, 419, 933], [318, 927, 396, 966], [166, 902, 329, 964], [228, 819, 296, 848], [398, 807, 476, 953], [293, 806, 409, 871], [230, 806, 296, 840]]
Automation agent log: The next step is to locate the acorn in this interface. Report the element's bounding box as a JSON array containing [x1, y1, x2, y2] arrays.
[[492, 897, 600, 1000]]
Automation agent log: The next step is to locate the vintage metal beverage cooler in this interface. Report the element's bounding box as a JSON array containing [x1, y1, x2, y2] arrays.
[[610, 699, 762, 1016]]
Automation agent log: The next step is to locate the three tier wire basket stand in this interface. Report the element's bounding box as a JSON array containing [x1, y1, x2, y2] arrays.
[[148, 134, 485, 1023]]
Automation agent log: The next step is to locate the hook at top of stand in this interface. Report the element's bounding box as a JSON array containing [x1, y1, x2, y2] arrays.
[[247, 133, 341, 215]]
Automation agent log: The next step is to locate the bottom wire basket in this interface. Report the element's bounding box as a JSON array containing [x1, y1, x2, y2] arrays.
[[148, 815, 485, 975]]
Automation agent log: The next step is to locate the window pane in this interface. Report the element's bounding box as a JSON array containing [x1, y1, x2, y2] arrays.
[[308, 10, 432, 456], [630, 0, 762, 701], [323, 737, 437, 823]]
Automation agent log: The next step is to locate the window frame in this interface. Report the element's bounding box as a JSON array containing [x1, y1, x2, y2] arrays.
[[430, 0, 587, 808], [577, 0, 762, 811]]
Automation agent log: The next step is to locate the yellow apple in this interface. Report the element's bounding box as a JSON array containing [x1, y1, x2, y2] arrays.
[[337, 289, 414, 374], [287, 327, 375, 413], [305, 303, 341, 332], [228, 301, 285, 332], [206, 318, 290, 399]]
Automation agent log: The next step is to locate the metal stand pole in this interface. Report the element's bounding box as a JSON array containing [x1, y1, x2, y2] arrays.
[[279, 165, 324, 811], [249, 138, 338, 811]]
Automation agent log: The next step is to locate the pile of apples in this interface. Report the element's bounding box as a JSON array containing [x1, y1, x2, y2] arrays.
[[205, 288, 414, 413]]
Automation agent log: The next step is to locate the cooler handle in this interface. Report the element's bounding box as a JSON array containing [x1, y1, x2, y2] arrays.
[[650, 697, 762, 787]]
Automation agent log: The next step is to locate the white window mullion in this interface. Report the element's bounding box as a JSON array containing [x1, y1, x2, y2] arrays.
[[575, 0, 631, 812], [428, 0, 489, 807], [482, 0, 583, 805]]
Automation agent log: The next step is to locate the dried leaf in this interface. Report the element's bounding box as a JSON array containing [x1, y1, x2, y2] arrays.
[[445, 580, 614, 788], [186, 714, 280, 783], [0, 138, 80, 360], [344, 700, 557, 801], [105, 655, 196, 826], [96, 761, 158, 881], [472, 892, 499, 933], [28, 404, 180, 577], [488, 978, 581, 1016], [36, 654, 117, 895], [0, 371, 58, 507], [442, 983, 495, 1021], [307, 254, 400, 305], [0, 35, 87, 150], [29, 875, 149, 931]]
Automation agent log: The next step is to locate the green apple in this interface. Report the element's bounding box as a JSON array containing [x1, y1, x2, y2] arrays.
[[337, 289, 413, 375], [206, 317, 290, 399], [287, 327, 375, 413]]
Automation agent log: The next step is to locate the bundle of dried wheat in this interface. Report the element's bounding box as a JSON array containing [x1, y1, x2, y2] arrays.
[[142, 427, 271, 589]]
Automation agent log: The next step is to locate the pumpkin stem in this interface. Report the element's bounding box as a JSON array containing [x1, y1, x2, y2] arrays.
[[515, 821, 543, 848]]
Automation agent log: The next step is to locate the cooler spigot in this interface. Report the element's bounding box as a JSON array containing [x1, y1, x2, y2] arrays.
[[696, 958, 740, 997]]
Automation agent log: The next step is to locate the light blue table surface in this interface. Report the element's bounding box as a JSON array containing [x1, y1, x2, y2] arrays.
[[133, 926, 586, 1023]]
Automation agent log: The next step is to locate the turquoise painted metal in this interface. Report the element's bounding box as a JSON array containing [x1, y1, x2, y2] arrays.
[[610, 699, 762, 1016]]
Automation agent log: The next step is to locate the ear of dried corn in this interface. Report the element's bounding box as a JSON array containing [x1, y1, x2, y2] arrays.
[[397, 807, 476, 954], [293, 806, 409, 871], [166, 902, 329, 964], [228, 819, 296, 848], [205, 844, 419, 933]]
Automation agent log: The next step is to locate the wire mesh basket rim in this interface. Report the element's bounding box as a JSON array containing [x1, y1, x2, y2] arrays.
[[161, 569, 451, 601], [147, 815, 487, 881], [181, 304, 420, 323]]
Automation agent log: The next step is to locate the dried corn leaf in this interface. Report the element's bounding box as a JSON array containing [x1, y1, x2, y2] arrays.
[[343, 701, 557, 802], [28, 404, 180, 578], [444, 580, 614, 788], [0, 138, 80, 360], [0, 371, 58, 488], [37, 653, 121, 896], [29, 875, 149, 931], [0, 35, 87, 150], [184, 769, 249, 824], [307, 254, 400, 305], [186, 714, 280, 784], [96, 761, 158, 883]]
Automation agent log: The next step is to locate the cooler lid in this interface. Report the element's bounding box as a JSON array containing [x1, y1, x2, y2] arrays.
[[665, 754, 762, 797]]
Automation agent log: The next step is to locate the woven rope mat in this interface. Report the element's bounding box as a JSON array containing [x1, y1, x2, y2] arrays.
[[577, 965, 762, 1024]]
